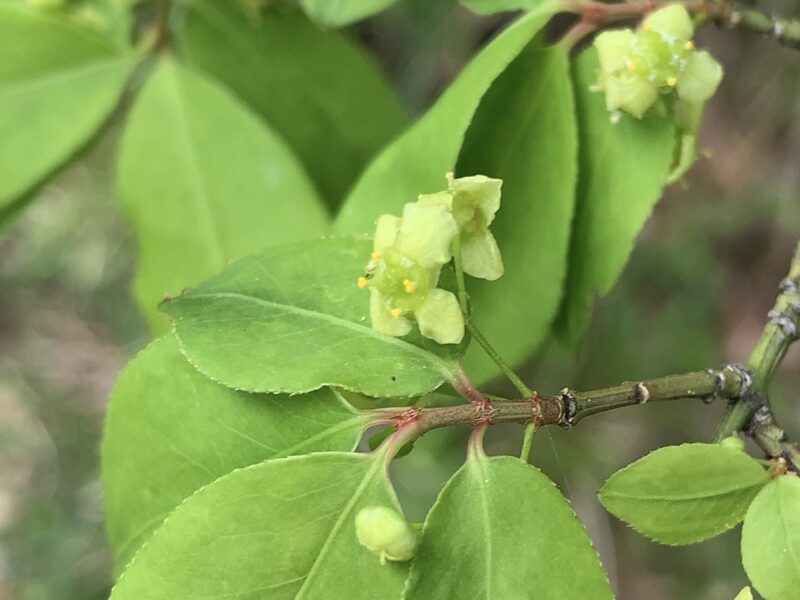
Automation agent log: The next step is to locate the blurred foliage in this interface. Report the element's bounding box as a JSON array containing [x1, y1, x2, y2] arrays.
[[0, 1, 799, 599]]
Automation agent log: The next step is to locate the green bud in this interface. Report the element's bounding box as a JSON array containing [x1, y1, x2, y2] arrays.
[[355, 506, 418, 564], [719, 436, 746, 452], [642, 4, 694, 41], [677, 50, 723, 104]]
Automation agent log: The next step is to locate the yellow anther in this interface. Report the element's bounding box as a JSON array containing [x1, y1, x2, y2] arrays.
[[357, 277, 368, 289], [666, 77, 678, 87], [684, 40, 694, 50], [370, 251, 382, 261], [444, 171, 454, 181], [403, 279, 416, 294], [626, 60, 637, 72], [643, 22, 652, 31], [390, 308, 403, 319]]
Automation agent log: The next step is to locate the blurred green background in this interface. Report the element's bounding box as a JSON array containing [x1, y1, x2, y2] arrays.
[[1, 1, 799, 598]]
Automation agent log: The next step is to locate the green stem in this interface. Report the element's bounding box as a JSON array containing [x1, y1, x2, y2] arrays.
[[466, 320, 532, 397], [519, 422, 537, 462], [372, 366, 751, 437], [452, 234, 532, 398], [713, 242, 800, 441], [451, 234, 469, 315]]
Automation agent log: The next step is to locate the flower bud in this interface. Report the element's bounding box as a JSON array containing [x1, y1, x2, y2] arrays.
[[719, 436, 746, 452], [355, 506, 418, 564]]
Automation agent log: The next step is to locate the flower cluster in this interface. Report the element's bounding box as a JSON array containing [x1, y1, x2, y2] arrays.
[[359, 173, 504, 345], [594, 4, 723, 118]]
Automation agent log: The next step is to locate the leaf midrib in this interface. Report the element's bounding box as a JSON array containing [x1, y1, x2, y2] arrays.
[[0, 56, 127, 100], [603, 481, 766, 503], [162, 67, 227, 271], [293, 456, 383, 599], [173, 290, 456, 376]]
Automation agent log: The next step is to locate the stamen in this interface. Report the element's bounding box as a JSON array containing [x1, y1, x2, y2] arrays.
[[390, 308, 403, 319], [403, 279, 417, 294], [684, 40, 694, 50], [370, 251, 382, 261], [667, 77, 678, 86], [357, 277, 368, 289]]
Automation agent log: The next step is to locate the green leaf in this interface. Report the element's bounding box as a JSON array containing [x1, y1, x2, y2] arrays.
[[180, 0, 407, 207], [599, 443, 770, 545], [161, 237, 462, 398], [405, 454, 613, 599], [118, 59, 328, 334], [732, 586, 753, 600], [109, 453, 407, 599], [741, 475, 800, 600], [0, 2, 132, 212], [333, 3, 557, 235], [456, 41, 576, 384], [462, 0, 548, 14], [299, 0, 398, 27], [102, 334, 365, 570], [555, 48, 675, 343]]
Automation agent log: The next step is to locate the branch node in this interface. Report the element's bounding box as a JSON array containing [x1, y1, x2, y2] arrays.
[[472, 397, 495, 427], [767, 309, 798, 338], [722, 363, 754, 398], [747, 403, 773, 432], [559, 388, 577, 428], [779, 276, 800, 295], [702, 368, 726, 403], [392, 407, 422, 430], [633, 382, 650, 404]]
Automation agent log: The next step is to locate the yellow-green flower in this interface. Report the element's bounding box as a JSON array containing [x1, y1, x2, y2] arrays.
[[593, 4, 723, 118], [418, 174, 505, 281], [360, 202, 464, 344]]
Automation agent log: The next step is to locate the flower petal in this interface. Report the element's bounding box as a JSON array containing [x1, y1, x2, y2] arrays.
[[677, 50, 723, 104], [396, 202, 458, 268], [374, 214, 401, 253], [416, 191, 453, 210], [594, 30, 635, 75], [414, 289, 464, 344], [642, 4, 693, 40], [461, 230, 504, 281], [604, 72, 658, 118], [448, 175, 502, 227], [370, 289, 411, 337]]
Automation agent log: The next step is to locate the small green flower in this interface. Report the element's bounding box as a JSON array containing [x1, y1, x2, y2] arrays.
[[418, 174, 505, 281], [593, 4, 723, 119], [355, 506, 418, 564], [360, 202, 464, 344]]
